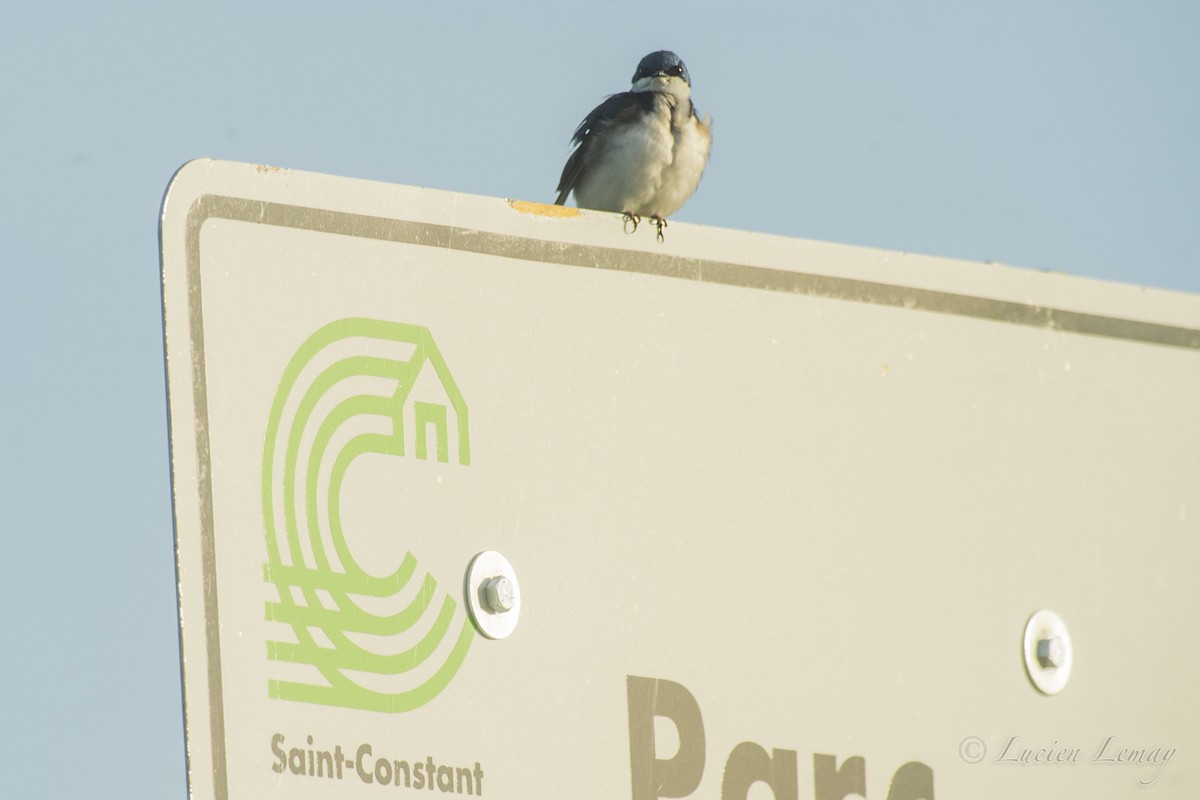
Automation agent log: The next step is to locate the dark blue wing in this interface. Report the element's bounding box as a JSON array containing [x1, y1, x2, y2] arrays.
[[555, 91, 656, 205]]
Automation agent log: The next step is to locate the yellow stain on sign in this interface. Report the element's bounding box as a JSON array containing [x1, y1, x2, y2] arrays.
[[507, 199, 581, 218]]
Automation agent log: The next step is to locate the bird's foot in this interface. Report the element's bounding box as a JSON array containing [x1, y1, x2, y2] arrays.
[[651, 215, 668, 243], [623, 212, 641, 234]]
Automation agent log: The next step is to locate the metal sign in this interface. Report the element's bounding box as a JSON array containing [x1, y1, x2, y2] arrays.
[[161, 159, 1200, 798]]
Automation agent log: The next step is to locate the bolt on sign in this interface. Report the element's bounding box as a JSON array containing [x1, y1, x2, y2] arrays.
[[161, 159, 1200, 799]]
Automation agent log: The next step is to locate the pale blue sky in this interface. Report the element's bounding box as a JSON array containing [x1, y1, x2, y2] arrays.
[[1, 2, 1197, 795]]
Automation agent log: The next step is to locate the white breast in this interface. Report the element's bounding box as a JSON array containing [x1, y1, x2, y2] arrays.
[[649, 111, 711, 218], [573, 93, 711, 219]]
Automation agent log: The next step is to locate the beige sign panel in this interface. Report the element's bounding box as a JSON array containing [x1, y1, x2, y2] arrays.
[[161, 159, 1200, 799]]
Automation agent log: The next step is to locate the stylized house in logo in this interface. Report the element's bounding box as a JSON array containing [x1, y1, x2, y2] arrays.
[[261, 318, 473, 712]]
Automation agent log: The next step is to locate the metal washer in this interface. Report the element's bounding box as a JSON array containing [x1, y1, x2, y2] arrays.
[[1022, 609, 1073, 695], [465, 550, 521, 640]]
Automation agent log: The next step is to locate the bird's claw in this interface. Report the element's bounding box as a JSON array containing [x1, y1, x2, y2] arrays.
[[651, 215, 668, 243], [622, 212, 668, 242]]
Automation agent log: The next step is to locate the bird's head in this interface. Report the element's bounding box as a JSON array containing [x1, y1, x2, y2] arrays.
[[631, 50, 692, 94]]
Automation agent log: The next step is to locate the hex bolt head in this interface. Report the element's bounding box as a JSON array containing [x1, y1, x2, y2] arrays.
[[482, 575, 515, 613], [1037, 636, 1066, 669]]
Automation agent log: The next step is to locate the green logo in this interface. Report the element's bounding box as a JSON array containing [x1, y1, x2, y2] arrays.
[[262, 318, 474, 712]]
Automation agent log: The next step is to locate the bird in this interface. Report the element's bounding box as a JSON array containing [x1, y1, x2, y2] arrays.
[[554, 50, 712, 241]]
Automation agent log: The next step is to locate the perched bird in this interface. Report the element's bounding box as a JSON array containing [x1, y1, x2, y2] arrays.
[[554, 50, 712, 240]]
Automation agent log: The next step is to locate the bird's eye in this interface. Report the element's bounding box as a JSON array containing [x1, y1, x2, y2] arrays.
[[668, 65, 684, 76]]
